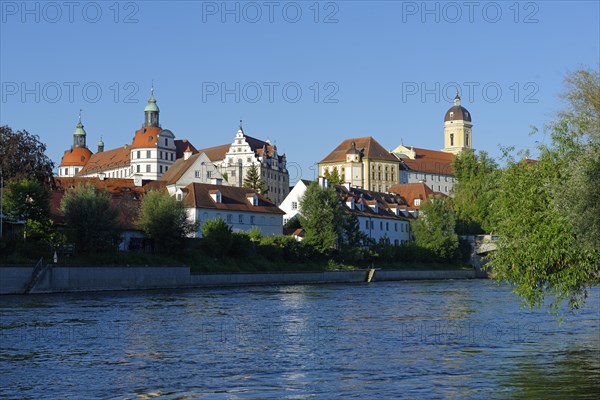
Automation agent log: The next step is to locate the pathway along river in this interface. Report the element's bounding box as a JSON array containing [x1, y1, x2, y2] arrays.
[[1, 280, 599, 399]]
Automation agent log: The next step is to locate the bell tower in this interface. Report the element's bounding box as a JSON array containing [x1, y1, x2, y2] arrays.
[[144, 84, 160, 128], [73, 110, 87, 149], [442, 93, 473, 154]]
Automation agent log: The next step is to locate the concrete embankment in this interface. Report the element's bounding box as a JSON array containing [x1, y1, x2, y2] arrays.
[[0, 265, 485, 295]]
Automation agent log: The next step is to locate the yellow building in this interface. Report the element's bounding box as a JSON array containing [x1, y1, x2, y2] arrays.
[[318, 136, 400, 193], [442, 93, 473, 154]]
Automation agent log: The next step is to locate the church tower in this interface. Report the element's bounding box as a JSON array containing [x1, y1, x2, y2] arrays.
[[144, 85, 160, 128], [73, 111, 87, 149], [442, 93, 473, 154]]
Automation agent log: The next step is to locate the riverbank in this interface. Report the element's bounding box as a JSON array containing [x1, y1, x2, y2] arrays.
[[0, 264, 486, 295]]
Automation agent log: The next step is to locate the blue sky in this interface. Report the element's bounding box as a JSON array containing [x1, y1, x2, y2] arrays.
[[1, 0, 598, 182]]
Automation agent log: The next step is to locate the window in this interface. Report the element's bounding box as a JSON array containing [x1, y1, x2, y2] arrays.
[[207, 171, 212, 179], [146, 150, 151, 158], [165, 166, 168, 171], [238, 214, 244, 224], [401, 224, 404, 232], [137, 151, 140, 159], [195, 171, 201, 178], [395, 223, 398, 232], [370, 221, 374, 229], [380, 221, 383, 230], [250, 216, 255, 225], [386, 222, 389, 231], [136, 165, 140, 173], [292, 201, 298, 210], [176, 193, 182, 201], [159, 151, 163, 159], [365, 220, 369, 229], [64, 168, 68, 175], [414, 199, 421, 206], [165, 138, 168, 146], [247, 157, 251, 163], [284, 218, 289, 225], [159, 165, 163, 173], [465, 133, 469, 147], [146, 164, 151, 173], [231, 170, 236, 177], [450, 133, 454, 146], [74, 168, 79, 174]]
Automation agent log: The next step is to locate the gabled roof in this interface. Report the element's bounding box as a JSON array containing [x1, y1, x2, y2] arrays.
[[175, 139, 198, 159], [320, 137, 398, 163], [158, 152, 203, 185], [195, 143, 231, 162], [334, 184, 410, 220], [77, 145, 131, 175], [182, 183, 284, 214], [388, 182, 444, 209], [399, 147, 455, 176]]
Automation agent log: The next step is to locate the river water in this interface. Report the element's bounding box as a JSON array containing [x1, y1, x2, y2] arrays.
[[1, 280, 598, 399]]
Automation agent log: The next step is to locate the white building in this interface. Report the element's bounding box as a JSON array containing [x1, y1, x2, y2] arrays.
[[181, 183, 284, 237], [196, 122, 289, 205], [279, 179, 312, 225], [158, 150, 228, 196], [282, 179, 412, 246]]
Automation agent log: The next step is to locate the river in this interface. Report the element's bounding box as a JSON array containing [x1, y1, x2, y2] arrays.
[[1, 280, 599, 399]]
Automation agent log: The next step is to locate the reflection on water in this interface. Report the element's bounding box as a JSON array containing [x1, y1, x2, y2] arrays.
[[0, 280, 598, 399]]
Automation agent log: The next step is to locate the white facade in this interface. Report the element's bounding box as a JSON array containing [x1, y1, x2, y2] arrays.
[[186, 208, 283, 238], [164, 153, 228, 196], [279, 179, 310, 225], [130, 129, 177, 180], [356, 216, 410, 245]]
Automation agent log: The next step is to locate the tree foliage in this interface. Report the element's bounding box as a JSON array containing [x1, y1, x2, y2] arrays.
[[201, 218, 233, 258], [138, 190, 196, 254], [411, 197, 458, 261], [487, 68, 600, 311], [299, 182, 342, 252], [60, 185, 120, 253], [0, 126, 54, 183], [243, 164, 267, 194], [323, 168, 343, 184], [451, 149, 499, 234], [4, 179, 51, 239]]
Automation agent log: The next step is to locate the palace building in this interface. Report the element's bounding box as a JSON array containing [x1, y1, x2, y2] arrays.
[[58, 88, 191, 183]]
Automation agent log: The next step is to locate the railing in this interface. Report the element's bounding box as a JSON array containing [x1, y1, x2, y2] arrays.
[[24, 258, 48, 294]]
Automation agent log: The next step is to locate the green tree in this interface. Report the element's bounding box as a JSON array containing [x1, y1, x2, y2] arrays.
[[138, 190, 196, 255], [4, 179, 51, 239], [243, 164, 267, 194], [60, 185, 120, 253], [341, 214, 368, 248], [451, 149, 499, 234], [324, 168, 343, 184], [487, 68, 600, 311], [299, 182, 342, 252], [201, 218, 233, 258], [0, 126, 54, 183], [411, 197, 458, 260]]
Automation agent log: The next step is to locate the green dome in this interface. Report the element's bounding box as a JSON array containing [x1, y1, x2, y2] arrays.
[[144, 90, 159, 112], [98, 138, 104, 146], [73, 120, 86, 136]]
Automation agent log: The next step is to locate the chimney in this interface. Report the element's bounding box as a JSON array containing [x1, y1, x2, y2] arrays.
[[183, 146, 192, 160]]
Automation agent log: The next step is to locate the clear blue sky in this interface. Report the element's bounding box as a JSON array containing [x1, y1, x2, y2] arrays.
[[1, 1, 598, 182]]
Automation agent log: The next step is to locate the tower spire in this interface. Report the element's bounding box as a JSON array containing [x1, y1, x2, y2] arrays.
[[73, 109, 87, 149], [144, 83, 159, 128]]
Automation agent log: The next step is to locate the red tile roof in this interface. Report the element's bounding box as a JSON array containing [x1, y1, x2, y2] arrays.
[[195, 144, 231, 162], [158, 152, 203, 185], [59, 147, 93, 167], [77, 145, 131, 175], [320, 137, 398, 163], [182, 183, 284, 214], [400, 147, 455, 176], [388, 182, 446, 209], [131, 126, 162, 149]]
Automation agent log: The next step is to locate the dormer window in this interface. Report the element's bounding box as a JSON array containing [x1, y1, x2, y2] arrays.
[[449, 112, 454, 118], [414, 199, 421, 206], [247, 193, 258, 206], [210, 190, 222, 203]]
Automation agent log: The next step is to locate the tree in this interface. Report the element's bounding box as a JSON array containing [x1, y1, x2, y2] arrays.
[[451, 149, 499, 234], [487, 68, 600, 311], [324, 168, 343, 184], [411, 197, 458, 261], [299, 182, 342, 252], [138, 190, 196, 255], [341, 214, 368, 248], [0, 126, 54, 183], [243, 164, 267, 194], [60, 185, 121, 253], [4, 179, 51, 239], [201, 218, 233, 258]]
